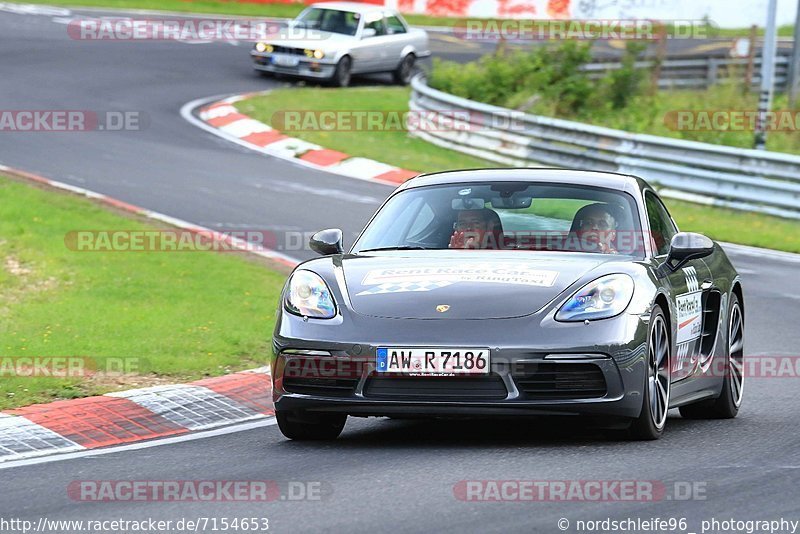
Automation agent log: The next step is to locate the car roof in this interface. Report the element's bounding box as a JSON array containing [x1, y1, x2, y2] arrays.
[[397, 168, 648, 196], [308, 2, 393, 14]]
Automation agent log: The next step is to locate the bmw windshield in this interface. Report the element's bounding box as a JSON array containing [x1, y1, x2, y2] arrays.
[[295, 8, 361, 36]]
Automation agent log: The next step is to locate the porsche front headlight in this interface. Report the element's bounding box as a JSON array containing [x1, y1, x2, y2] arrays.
[[556, 274, 634, 322], [285, 270, 336, 319]]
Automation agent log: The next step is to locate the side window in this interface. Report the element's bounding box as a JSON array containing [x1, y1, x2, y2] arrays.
[[645, 192, 678, 256], [364, 16, 387, 36], [385, 15, 407, 34]]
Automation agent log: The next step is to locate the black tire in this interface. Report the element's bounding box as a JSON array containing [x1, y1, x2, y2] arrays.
[[679, 293, 744, 419], [392, 54, 415, 85], [276, 410, 346, 440], [332, 56, 352, 87], [629, 304, 671, 440]]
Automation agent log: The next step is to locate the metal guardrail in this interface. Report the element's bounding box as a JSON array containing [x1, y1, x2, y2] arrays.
[[582, 55, 791, 90], [409, 75, 800, 219]]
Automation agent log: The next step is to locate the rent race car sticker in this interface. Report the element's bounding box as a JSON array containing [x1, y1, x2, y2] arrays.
[[357, 264, 559, 296], [676, 266, 703, 345]]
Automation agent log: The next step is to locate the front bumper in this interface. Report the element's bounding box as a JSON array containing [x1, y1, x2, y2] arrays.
[[271, 313, 650, 420], [251, 51, 336, 79]]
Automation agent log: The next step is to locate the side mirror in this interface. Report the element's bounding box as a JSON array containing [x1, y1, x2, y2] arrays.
[[362, 27, 377, 38], [665, 232, 714, 269], [310, 228, 344, 256]]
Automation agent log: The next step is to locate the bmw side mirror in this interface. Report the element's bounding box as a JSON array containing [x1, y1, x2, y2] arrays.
[[665, 232, 714, 270], [362, 28, 377, 38], [310, 228, 344, 256]]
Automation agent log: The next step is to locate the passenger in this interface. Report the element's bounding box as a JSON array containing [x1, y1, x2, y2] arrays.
[[570, 203, 618, 254]]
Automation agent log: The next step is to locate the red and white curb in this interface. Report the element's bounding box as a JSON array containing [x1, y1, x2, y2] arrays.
[[181, 93, 419, 186], [0, 164, 298, 463], [0, 369, 273, 463]]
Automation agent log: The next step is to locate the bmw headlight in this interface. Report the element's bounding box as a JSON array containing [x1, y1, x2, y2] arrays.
[[313, 49, 325, 59], [556, 274, 634, 322], [255, 42, 272, 53], [285, 270, 336, 319]]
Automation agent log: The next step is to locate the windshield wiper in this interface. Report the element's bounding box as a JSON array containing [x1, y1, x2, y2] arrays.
[[359, 246, 431, 252]]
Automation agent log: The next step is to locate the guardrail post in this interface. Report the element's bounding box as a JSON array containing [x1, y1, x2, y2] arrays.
[[745, 24, 758, 91], [754, 0, 779, 150], [707, 58, 720, 87], [650, 25, 668, 94], [789, 0, 800, 107]]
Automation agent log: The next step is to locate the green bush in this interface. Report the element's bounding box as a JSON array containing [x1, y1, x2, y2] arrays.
[[603, 42, 649, 109], [428, 40, 799, 155], [429, 41, 598, 114]]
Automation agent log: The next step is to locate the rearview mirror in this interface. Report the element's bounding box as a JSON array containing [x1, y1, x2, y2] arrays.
[[490, 196, 532, 209], [362, 27, 377, 38], [665, 232, 714, 269], [451, 198, 486, 210], [310, 228, 344, 256]]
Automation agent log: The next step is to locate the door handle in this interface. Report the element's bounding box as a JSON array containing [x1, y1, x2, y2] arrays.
[[701, 279, 713, 290]]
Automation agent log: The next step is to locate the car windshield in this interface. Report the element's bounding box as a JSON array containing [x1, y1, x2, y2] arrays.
[[295, 8, 360, 36], [353, 182, 645, 256]]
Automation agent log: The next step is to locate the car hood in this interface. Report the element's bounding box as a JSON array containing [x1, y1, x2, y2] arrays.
[[339, 253, 613, 320], [263, 30, 355, 51]]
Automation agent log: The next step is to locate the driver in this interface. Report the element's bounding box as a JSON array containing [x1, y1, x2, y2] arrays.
[[448, 209, 502, 249], [573, 203, 618, 254]]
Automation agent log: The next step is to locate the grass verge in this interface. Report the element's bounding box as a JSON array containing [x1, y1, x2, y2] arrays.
[[558, 86, 800, 156], [0, 174, 287, 409], [236, 86, 497, 172], [237, 86, 800, 253]]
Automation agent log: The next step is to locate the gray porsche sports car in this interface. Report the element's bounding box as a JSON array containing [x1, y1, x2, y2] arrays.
[[271, 169, 744, 440]]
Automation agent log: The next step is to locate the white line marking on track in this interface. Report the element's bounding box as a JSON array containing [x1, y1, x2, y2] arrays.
[[0, 418, 277, 471], [722, 242, 800, 263], [0, 3, 71, 16]]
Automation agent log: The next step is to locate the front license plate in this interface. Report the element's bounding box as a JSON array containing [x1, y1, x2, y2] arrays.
[[376, 348, 490, 375], [272, 54, 299, 67]]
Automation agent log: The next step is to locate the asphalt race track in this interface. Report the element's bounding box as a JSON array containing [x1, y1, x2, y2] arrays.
[[1, 6, 800, 533]]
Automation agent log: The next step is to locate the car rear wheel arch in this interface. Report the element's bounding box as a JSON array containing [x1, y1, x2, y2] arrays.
[[392, 53, 416, 85]]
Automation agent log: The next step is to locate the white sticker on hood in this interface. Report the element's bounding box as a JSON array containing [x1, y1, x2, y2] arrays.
[[360, 264, 559, 290]]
